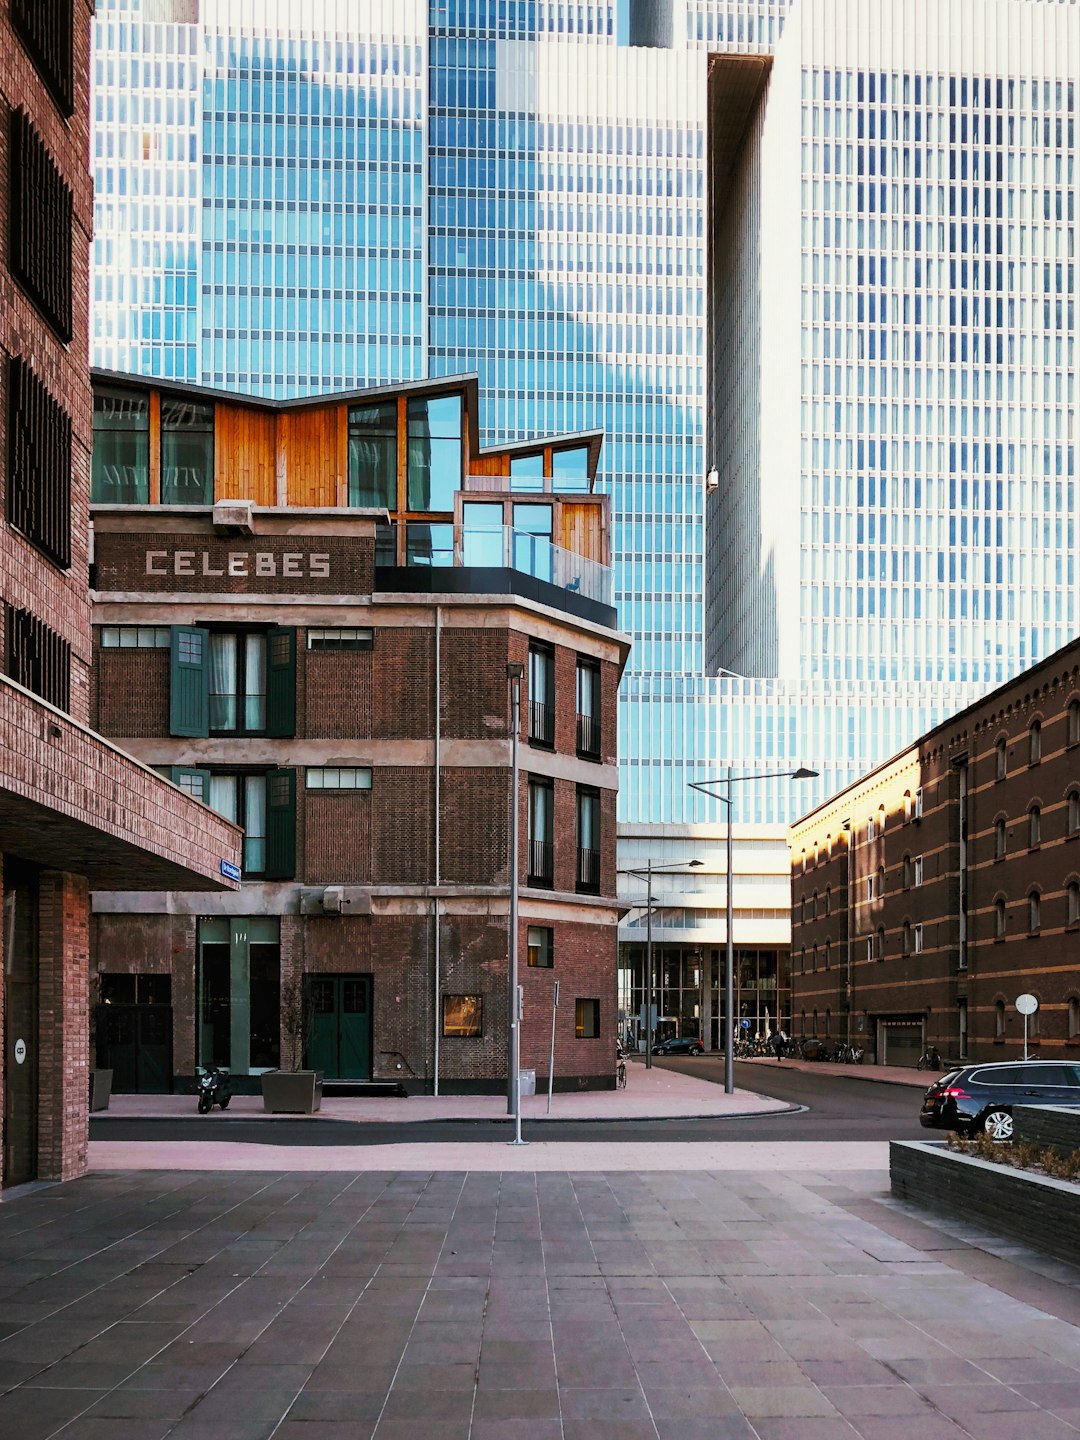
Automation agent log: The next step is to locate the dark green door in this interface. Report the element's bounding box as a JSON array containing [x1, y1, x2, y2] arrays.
[[306, 975, 372, 1080], [3, 872, 38, 1187]]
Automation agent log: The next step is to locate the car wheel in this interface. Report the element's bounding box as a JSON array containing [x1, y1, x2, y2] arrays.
[[691, 1045, 703, 1056], [981, 1109, 1013, 1141]]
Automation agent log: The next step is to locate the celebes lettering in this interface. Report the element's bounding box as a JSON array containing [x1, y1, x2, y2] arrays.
[[145, 550, 331, 580]]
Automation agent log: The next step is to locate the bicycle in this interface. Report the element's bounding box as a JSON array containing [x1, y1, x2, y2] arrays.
[[616, 1043, 627, 1089], [916, 1044, 942, 1072]]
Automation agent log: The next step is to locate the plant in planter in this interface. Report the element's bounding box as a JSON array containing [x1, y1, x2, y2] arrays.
[[88, 979, 113, 1112], [260, 973, 323, 1114]]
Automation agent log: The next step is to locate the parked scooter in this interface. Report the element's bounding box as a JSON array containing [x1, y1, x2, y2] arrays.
[[196, 1066, 232, 1114]]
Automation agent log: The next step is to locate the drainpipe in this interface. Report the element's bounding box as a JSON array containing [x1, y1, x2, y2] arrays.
[[433, 606, 442, 1096]]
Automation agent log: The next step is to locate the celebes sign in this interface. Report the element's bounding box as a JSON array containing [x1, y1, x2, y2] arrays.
[[145, 550, 331, 579]]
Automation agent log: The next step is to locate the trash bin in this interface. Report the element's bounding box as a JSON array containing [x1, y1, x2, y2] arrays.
[[519, 1068, 536, 1097]]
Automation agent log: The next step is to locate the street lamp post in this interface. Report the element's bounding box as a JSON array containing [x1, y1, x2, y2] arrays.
[[506, 661, 527, 1145], [689, 766, 818, 1094], [619, 859, 703, 1068]]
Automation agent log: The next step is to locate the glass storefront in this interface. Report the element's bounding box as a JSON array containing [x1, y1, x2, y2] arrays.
[[618, 944, 790, 1051]]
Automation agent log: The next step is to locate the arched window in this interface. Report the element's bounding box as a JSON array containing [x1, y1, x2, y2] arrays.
[[1069, 883, 1080, 926], [800, 1009, 807, 1035], [878, 803, 886, 834], [1069, 997, 1079, 1040], [878, 863, 886, 897], [866, 936, 874, 963], [812, 890, 819, 920], [1030, 720, 1042, 764], [812, 944, 818, 972], [913, 856, 924, 887], [902, 920, 912, 955], [1070, 700, 1080, 747], [1028, 890, 1041, 933], [824, 940, 831, 970], [812, 1009, 818, 1036], [825, 1006, 832, 1036], [995, 998, 1006, 1037], [1029, 805, 1041, 848], [800, 896, 806, 924], [867, 815, 876, 842], [995, 737, 1007, 780], [800, 946, 806, 973], [801, 849, 807, 875], [825, 885, 832, 916], [876, 925, 885, 961], [995, 818, 1007, 859], [903, 790, 913, 821], [826, 834, 833, 859], [902, 853, 912, 888], [914, 922, 924, 954], [1069, 792, 1080, 836], [995, 897, 1007, 938]]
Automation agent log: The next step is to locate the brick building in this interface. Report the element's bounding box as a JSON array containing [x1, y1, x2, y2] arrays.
[[0, 3, 240, 1187], [790, 635, 1080, 1068], [89, 371, 628, 1093]]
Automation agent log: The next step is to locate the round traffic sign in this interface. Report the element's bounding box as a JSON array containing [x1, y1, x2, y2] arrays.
[[1015, 993, 1039, 1016], [14, 1038, 26, 1064]]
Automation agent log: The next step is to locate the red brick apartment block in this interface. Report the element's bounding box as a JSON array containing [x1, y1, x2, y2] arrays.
[[89, 371, 629, 1094], [0, 3, 240, 1190]]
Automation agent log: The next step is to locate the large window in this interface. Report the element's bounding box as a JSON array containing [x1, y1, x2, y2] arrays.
[[551, 446, 590, 491], [407, 393, 461, 511], [7, 356, 71, 569], [576, 786, 601, 894], [576, 658, 601, 759], [173, 766, 295, 879], [6, 606, 70, 712], [92, 387, 149, 504], [509, 452, 544, 492], [13, 0, 74, 115], [210, 632, 267, 732], [512, 503, 553, 581], [9, 109, 72, 340], [528, 777, 554, 886], [575, 998, 600, 1038], [442, 994, 482, 1038], [462, 501, 504, 567], [170, 627, 295, 739], [529, 643, 555, 746], [161, 398, 214, 505], [527, 926, 553, 968], [348, 401, 397, 508]]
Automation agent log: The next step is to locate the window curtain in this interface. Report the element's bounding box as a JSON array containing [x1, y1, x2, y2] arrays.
[[209, 634, 237, 730]]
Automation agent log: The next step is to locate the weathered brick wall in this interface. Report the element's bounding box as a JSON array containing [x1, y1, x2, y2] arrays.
[[304, 792, 371, 883], [372, 767, 433, 882], [440, 767, 509, 885], [441, 628, 508, 740], [304, 647, 372, 739], [372, 628, 433, 739], [92, 912, 197, 1076], [94, 644, 169, 737], [519, 917, 616, 1085], [437, 911, 509, 1086], [37, 872, 90, 1181]]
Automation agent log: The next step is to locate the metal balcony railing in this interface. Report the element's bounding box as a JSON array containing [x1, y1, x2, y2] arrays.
[[530, 699, 554, 746], [576, 711, 600, 759], [528, 838, 554, 886], [577, 846, 601, 893]]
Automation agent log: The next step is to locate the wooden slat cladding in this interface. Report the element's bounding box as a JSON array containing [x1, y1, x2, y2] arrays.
[[7, 357, 72, 569], [281, 405, 345, 506], [9, 109, 73, 341], [11, 0, 75, 116], [560, 501, 604, 561], [214, 403, 276, 505], [6, 606, 71, 714]]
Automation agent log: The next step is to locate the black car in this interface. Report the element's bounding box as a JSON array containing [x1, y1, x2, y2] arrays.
[[920, 1060, 1080, 1140], [653, 1036, 705, 1056]]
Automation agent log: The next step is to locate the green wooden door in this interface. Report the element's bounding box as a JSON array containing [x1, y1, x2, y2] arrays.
[[305, 975, 371, 1080]]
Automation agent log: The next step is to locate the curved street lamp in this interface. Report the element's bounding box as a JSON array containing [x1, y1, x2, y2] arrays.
[[689, 767, 819, 1093], [619, 858, 703, 1068]]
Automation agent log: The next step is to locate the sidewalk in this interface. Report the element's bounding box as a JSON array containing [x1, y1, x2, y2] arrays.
[[101, 1061, 792, 1125], [736, 1055, 935, 1088]]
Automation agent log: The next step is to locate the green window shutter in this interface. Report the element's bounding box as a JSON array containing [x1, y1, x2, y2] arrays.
[[265, 768, 296, 879], [169, 626, 209, 737], [169, 766, 211, 804], [266, 627, 296, 738]]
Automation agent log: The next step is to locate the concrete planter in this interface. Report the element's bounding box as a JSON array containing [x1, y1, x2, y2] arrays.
[[260, 1070, 324, 1114], [1013, 1104, 1080, 1154], [90, 1068, 113, 1112], [890, 1139, 1080, 1268]]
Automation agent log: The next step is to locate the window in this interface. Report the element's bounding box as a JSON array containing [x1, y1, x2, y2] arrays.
[[1069, 997, 1080, 1040], [800, 896, 806, 924], [6, 606, 70, 712], [995, 819, 1007, 859], [100, 626, 170, 649], [7, 356, 71, 568], [407, 393, 461, 511], [878, 863, 886, 896], [208, 773, 269, 875], [551, 445, 590, 491], [210, 632, 268, 732], [1070, 702, 1080, 747], [995, 897, 1007, 938], [306, 768, 372, 790], [902, 920, 912, 955], [996, 737, 1008, 779], [812, 891, 818, 920], [866, 937, 874, 963], [9, 109, 72, 340], [509, 451, 544, 492], [170, 627, 295, 739], [442, 994, 482, 1038], [576, 786, 601, 894], [1029, 720, 1042, 765], [824, 940, 831, 970], [1028, 891, 1041, 933], [528, 777, 554, 886], [903, 791, 913, 821], [575, 998, 600, 1038], [958, 998, 968, 1060], [576, 657, 601, 759], [462, 501, 504, 566], [91, 387, 149, 504], [878, 804, 886, 833], [528, 644, 555, 746], [12, 0, 74, 114], [902, 853, 912, 888], [1069, 793, 1080, 836], [867, 816, 875, 842], [866, 875, 875, 902], [348, 401, 397, 508], [824, 886, 831, 916], [995, 998, 1006, 1037], [913, 856, 924, 887], [1029, 805, 1042, 848], [812, 945, 818, 972], [306, 628, 373, 651], [914, 923, 924, 954], [512, 503, 554, 581], [876, 926, 885, 961], [914, 788, 924, 819], [799, 947, 805, 973], [1069, 883, 1080, 926], [160, 398, 214, 505], [527, 926, 553, 968]]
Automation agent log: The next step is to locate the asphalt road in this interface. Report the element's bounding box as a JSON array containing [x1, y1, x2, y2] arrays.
[[89, 1060, 928, 1147]]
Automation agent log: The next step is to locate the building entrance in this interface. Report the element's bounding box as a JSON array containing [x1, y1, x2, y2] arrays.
[[97, 975, 173, 1092], [3, 867, 39, 1188], [306, 974, 372, 1080]]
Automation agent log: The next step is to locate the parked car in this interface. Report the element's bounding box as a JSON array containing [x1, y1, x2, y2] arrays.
[[920, 1060, 1080, 1140], [653, 1035, 705, 1056]]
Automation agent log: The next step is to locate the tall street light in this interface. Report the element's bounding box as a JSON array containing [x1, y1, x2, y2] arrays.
[[619, 858, 703, 1068], [689, 766, 819, 1094], [506, 660, 527, 1145]]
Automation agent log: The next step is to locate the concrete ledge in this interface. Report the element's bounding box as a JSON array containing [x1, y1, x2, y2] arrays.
[[1014, 1104, 1080, 1154], [890, 1139, 1080, 1268]]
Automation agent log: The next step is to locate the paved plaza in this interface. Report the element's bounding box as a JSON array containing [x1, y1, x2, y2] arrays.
[[3, 1154, 1080, 1440]]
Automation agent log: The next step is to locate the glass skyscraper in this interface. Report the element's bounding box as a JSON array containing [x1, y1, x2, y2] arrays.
[[91, 0, 1080, 835]]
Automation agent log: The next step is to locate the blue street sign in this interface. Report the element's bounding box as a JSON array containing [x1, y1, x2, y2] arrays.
[[740, 1019, 752, 1029], [220, 859, 241, 881]]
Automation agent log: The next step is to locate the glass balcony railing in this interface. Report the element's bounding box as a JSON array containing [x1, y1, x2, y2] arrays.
[[376, 522, 612, 608]]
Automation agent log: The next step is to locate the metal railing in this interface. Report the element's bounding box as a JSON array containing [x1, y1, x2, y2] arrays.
[[528, 838, 554, 886], [577, 846, 601, 893], [530, 699, 554, 746], [576, 711, 600, 758]]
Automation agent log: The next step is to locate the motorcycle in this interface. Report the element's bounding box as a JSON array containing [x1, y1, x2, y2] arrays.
[[196, 1066, 232, 1114]]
